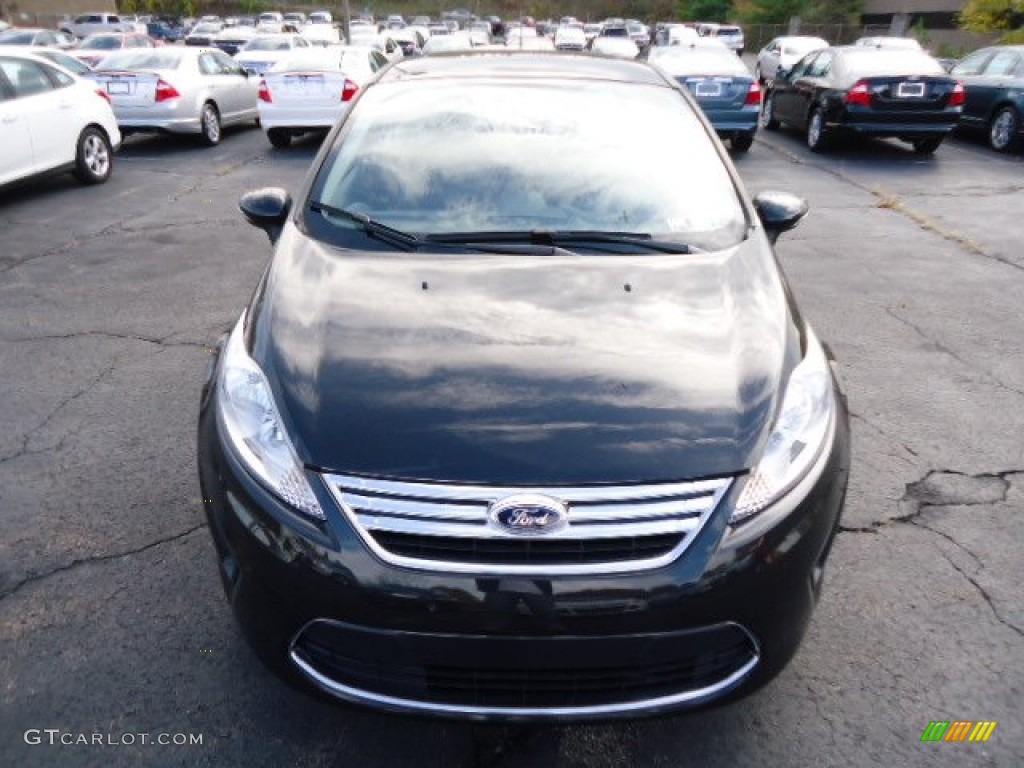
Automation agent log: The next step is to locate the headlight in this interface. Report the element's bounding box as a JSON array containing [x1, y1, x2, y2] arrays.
[[217, 315, 325, 520], [731, 329, 835, 524]]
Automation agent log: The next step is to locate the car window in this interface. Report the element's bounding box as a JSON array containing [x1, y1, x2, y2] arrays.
[[199, 53, 222, 75], [951, 49, 992, 76], [807, 51, 832, 77], [0, 58, 55, 97], [789, 51, 817, 78], [984, 51, 1021, 76], [212, 50, 244, 75]]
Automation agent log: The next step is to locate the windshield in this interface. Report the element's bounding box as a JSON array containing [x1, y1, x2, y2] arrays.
[[245, 37, 292, 51], [97, 49, 184, 70], [843, 50, 943, 77], [309, 79, 745, 251], [82, 35, 123, 50]]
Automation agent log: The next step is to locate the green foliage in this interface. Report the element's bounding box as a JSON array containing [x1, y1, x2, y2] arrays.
[[737, 0, 860, 25], [1001, 26, 1024, 41], [912, 16, 930, 47], [959, 0, 1021, 32], [678, 0, 733, 22]]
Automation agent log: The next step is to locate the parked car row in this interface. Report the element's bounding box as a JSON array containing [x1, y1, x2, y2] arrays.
[[759, 40, 1024, 155]]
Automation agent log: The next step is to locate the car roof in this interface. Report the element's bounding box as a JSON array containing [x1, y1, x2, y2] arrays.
[[381, 51, 664, 85]]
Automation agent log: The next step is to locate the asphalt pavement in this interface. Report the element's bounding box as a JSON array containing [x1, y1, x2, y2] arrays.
[[1, 112, 1022, 766]]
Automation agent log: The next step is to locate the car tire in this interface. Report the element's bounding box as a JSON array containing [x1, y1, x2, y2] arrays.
[[911, 136, 943, 155], [761, 92, 780, 130], [806, 107, 830, 152], [988, 106, 1021, 153], [71, 126, 113, 185], [199, 102, 221, 146], [732, 133, 754, 152], [267, 128, 292, 149]]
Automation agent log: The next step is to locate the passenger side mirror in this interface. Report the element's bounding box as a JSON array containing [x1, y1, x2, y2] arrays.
[[753, 191, 809, 244], [239, 187, 292, 244]]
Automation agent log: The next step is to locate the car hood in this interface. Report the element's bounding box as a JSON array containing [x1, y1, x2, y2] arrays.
[[250, 227, 800, 485]]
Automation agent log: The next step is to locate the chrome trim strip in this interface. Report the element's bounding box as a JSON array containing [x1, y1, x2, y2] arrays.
[[329, 474, 730, 503], [288, 619, 760, 720], [323, 473, 734, 575]]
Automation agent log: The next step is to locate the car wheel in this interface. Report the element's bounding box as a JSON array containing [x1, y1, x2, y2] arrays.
[[911, 136, 943, 155], [761, 92, 779, 130], [267, 128, 292, 149], [72, 126, 113, 184], [988, 106, 1021, 152], [731, 133, 754, 152], [199, 102, 221, 146], [806, 107, 830, 152]]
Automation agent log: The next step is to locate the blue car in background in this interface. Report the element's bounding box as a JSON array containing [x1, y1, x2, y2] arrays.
[[146, 22, 183, 42], [649, 39, 760, 152]]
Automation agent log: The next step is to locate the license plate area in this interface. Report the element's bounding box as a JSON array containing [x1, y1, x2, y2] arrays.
[[896, 81, 925, 98], [106, 81, 130, 95], [694, 80, 723, 98]]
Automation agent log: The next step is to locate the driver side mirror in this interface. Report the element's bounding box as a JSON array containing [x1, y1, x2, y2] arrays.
[[239, 187, 292, 244], [753, 191, 809, 244], [775, 66, 789, 80]]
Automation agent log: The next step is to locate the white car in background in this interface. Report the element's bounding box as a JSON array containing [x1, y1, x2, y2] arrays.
[[0, 48, 120, 188], [755, 35, 829, 83], [554, 25, 586, 51], [235, 34, 313, 75], [589, 36, 639, 58], [258, 46, 389, 148]]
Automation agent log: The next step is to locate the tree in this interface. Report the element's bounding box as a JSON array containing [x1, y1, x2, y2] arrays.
[[738, 0, 803, 25], [959, 0, 1021, 32], [678, 0, 733, 22]]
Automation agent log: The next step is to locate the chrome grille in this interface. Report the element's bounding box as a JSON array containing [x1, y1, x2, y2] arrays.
[[323, 473, 733, 575]]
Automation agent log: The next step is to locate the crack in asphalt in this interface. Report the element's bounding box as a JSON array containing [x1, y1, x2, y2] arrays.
[[838, 469, 1021, 635], [884, 305, 1024, 399], [0, 352, 123, 466], [0, 522, 207, 602], [848, 410, 920, 466], [758, 137, 1024, 271], [939, 550, 1024, 639], [0, 329, 214, 350], [838, 469, 1015, 534], [1, 147, 264, 275]]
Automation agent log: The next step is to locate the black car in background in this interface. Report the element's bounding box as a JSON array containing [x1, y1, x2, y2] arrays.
[[762, 46, 964, 153], [950, 45, 1024, 152], [198, 52, 850, 720]]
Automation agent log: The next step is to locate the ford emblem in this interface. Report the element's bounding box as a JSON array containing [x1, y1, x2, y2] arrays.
[[489, 494, 569, 536]]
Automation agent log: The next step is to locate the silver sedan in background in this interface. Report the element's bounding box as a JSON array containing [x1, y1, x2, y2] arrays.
[[92, 47, 259, 145]]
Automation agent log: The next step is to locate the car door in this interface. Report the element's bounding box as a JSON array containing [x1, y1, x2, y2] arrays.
[[0, 65, 35, 185], [0, 57, 77, 178], [773, 51, 818, 124], [952, 48, 996, 127], [976, 50, 1023, 122], [212, 50, 255, 122]]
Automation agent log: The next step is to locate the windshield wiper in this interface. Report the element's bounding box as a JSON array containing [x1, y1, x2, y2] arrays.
[[309, 200, 421, 251], [308, 203, 578, 255], [425, 230, 694, 254]]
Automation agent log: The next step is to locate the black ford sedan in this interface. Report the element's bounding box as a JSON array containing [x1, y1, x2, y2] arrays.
[[950, 45, 1024, 152], [197, 52, 850, 720], [762, 45, 964, 153]]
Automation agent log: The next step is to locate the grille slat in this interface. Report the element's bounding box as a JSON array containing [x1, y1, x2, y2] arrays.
[[324, 473, 733, 575], [291, 620, 759, 714]]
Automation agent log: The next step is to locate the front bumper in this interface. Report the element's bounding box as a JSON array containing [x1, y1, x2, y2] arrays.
[[197, 365, 850, 720]]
